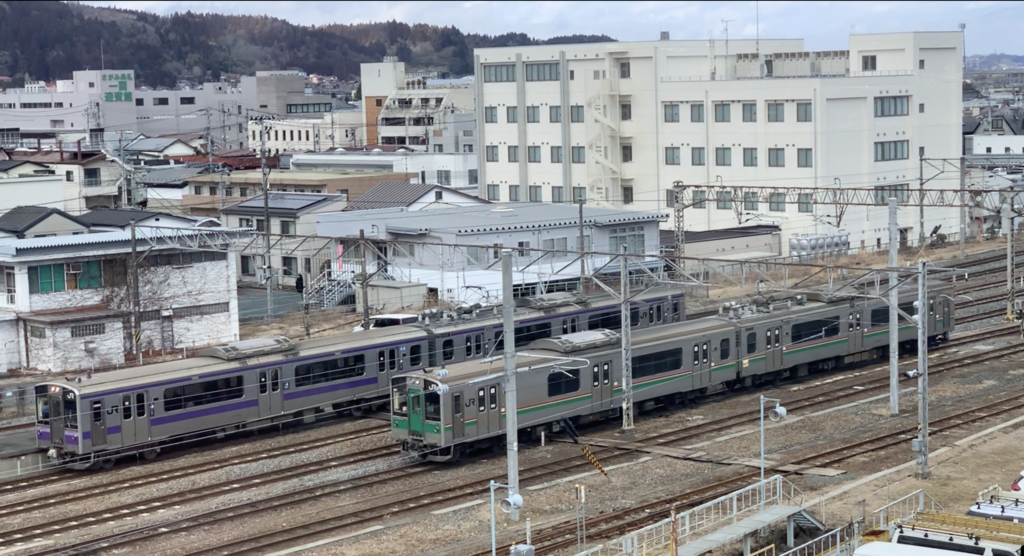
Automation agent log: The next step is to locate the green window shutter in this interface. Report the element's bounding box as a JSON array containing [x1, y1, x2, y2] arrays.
[[28, 267, 40, 294], [52, 264, 65, 292], [85, 261, 102, 288]]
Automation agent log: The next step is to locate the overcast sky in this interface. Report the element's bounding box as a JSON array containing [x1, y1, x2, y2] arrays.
[[83, 1, 1022, 55]]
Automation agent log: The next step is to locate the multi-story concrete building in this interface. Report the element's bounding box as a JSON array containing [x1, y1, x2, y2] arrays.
[[246, 106, 364, 154], [474, 31, 963, 249], [289, 151, 478, 194]]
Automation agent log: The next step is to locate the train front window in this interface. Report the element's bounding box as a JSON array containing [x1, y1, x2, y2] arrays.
[[392, 380, 408, 417], [35, 386, 49, 424], [425, 390, 441, 421], [64, 393, 78, 429]]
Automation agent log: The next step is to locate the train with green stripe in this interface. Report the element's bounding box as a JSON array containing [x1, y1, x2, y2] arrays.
[[390, 282, 954, 462]]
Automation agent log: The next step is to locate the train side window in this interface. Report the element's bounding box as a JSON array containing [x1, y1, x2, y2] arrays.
[[410, 344, 422, 367], [646, 310, 653, 324], [489, 386, 497, 410], [443, 339, 455, 361], [475, 334, 483, 356], [259, 371, 268, 394], [774, 328, 780, 348], [466, 336, 473, 357], [602, 363, 610, 385], [693, 345, 700, 366], [672, 301, 680, 321], [378, 350, 386, 372], [271, 368, 280, 392], [766, 330, 772, 350], [571, 317, 578, 333], [848, 314, 854, 332], [701, 342, 708, 364], [478, 388, 486, 413], [593, 365, 600, 387], [136, 393, 146, 419], [122, 395, 132, 420], [719, 338, 730, 360], [630, 307, 640, 326], [388, 348, 397, 371], [929, 300, 934, 315], [92, 400, 103, 423], [746, 332, 756, 354], [562, 319, 569, 335], [856, 312, 861, 331], [656, 304, 662, 322]]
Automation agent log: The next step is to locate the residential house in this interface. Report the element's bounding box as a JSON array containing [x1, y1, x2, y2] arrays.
[[344, 182, 488, 212], [289, 151, 478, 194], [157, 132, 208, 153], [0, 174, 67, 215], [18, 149, 121, 213], [0, 206, 89, 239], [221, 192, 347, 288], [246, 106, 364, 153], [0, 160, 50, 178], [316, 203, 667, 306], [138, 166, 215, 214], [0, 229, 241, 372], [124, 137, 197, 161], [76, 208, 201, 231]]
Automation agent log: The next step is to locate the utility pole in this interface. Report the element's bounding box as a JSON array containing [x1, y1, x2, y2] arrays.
[[260, 119, 273, 322], [359, 229, 370, 329], [130, 221, 142, 362], [673, 182, 685, 274], [959, 156, 967, 260], [915, 259, 930, 479], [919, 155, 926, 248], [1005, 199, 1016, 321], [888, 198, 899, 416], [501, 249, 520, 521], [620, 244, 634, 434], [578, 199, 586, 293]]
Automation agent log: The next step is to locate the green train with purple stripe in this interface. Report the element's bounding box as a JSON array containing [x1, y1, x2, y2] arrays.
[[391, 282, 954, 462]]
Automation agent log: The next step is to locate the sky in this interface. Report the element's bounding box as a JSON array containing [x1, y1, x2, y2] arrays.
[[82, 1, 1023, 56]]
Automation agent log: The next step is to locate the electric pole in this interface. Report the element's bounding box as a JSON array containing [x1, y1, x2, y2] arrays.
[[888, 197, 899, 416], [359, 229, 370, 329], [130, 221, 142, 362], [260, 117, 273, 322], [1006, 198, 1016, 321], [915, 259, 930, 479], [673, 182, 685, 274], [501, 249, 520, 521], [959, 156, 967, 260], [620, 244, 634, 434], [919, 155, 926, 248], [578, 199, 586, 292]]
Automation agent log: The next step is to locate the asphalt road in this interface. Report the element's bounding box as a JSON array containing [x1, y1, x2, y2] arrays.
[[237, 286, 305, 322]]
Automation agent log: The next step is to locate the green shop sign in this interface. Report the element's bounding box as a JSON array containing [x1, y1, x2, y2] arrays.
[[102, 73, 133, 103]]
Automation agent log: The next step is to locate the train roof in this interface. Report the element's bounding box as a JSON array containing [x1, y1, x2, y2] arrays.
[[39, 326, 430, 396], [854, 542, 960, 556]]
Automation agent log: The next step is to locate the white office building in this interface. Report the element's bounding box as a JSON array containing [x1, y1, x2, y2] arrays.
[[474, 31, 964, 250]]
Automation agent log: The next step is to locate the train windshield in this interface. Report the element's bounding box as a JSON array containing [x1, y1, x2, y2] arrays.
[[425, 387, 441, 422], [35, 385, 49, 424], [63, 392, 78, 429], [392, 377, 408, 417]]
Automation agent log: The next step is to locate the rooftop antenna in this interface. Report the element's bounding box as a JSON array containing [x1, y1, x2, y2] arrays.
[[100, 38, 104, 71], [756, 1, 760, 62], [722, 19, 735, 80]]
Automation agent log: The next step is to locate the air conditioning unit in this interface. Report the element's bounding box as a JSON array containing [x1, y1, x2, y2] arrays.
[[67, 262, 83, 273], [83, 340, 97, 353]]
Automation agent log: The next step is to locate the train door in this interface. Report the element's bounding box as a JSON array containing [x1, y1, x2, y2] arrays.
[[134, 392, 150, 442], [120, 394, 135, 445], [48, 394, 64, 446], [591, 361, 613, 411], [90, 399, 107, 448], [270, 368, 282, 415], [942, 298, 950, 333], [692, 338, 711, 388], [452, 392, 465, 440], [928, 299, 937, 333], [766, 326, 783, 371], [258, 370, 271, 416], [475, 387, 488, 435], [408, 386, 426, 437], [847, 311, 863, 352], [487, 384, 501, 435]]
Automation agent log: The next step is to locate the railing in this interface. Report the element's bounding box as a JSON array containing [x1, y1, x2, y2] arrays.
[[305, 268, 355, 310], [871, 490, 942, 530], [779, 524, 859, 556], [83, 177, 104, 187]]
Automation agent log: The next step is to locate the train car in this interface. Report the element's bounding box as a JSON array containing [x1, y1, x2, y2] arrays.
[[392, 284, 955, 462], [855, 542, 975, 556], [34, 286, 685, 470], [891, 530, 1019, 556]]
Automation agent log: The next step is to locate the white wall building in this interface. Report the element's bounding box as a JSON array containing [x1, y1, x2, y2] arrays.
[[0, 175, 67, 215], [474, 31, 964, 250], [0, 230, 240, 372], [289, 151, 479, 194], [246, 108, 364, 153], [973, 134, 1024, 155]]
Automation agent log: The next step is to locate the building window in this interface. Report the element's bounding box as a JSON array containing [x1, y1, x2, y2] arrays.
[[509, 185, 520, 202], [65, 171, 74, 182], [529, 186, 542, 202], [620, 103, 631, 121], [742, 103, 756, 122], [714, 103, 730, 123], [874, 96, 909, 117], [70, 323, 106, 338], [552, 187, 564, 203], [608, 226, 645, 254], [280, 220, 296, 235], [434, 145, 444, 153], [375, 99, 383, 107], [527, 106, 540, 123], [508, 145, 519, 163], [29, 326, 45, 339], [862, 55, 877, 71], [690, 104, 703, 123], [28, 264, 66, 294], [483, 64, 516, 82], [769, 193, 785, 212], [463, 144, 474, 153], [570, 105, 585, 123], [180, 97, 196, 105], [622, 186, 634, 205], [224, 187, 234, 197], [241, 255, 255, 276], [239, 218, 253, 228], [715, 147, 732, 166], [486, 145, 499, 162], [768, 148, 785, 167], [572, 187, 586, 202], [551, 146, 563, 163], [622, 145, 633, 163], [743, 191, 759, 211], [620, 61, 631, 79], [437, 170, 452, 185], [255, 219, 266, 232], [485, 106, 497, 123], [135, 98, 144, 106], [239, 187, 250, 198], [664, 103, 680, 123], [468, 169, 478, 185], [797, 102, 812, 122], [743, 148, 757, 167], [693, 190, 707, 209], [209, 185, 218, 197], [154, 97, 169, 106], [506, 106, 518, 124], [798, 193, 813, 213], [487, 184, 500, 201], [873, 184, 910, 204], [919, 103, 925, 113], [921, 146, 926, 158], [874, 140, 909, 161], [525, 62, 559, 81], [716, 191, 732, 210], [282, 256, 299, 276], [571, 146, 585, 164], [665, 147, 680, 165], [798, 148, 813, 168], [550, 106, 562, 123], [528, 146, 541, 163], [767, 103, 784, 122], [691, 147, 705, 166], [541, 237, 568, 253], [992, 119, 1004, 131]]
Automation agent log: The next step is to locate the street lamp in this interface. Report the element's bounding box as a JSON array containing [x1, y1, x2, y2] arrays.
[[759, 395, 788, 506], [490, 480, 524, 556]]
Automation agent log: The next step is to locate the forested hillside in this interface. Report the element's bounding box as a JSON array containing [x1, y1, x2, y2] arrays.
[[0, 1, 614, 87]]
